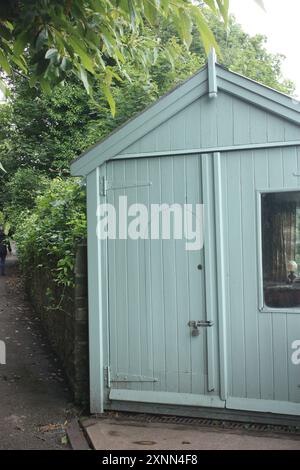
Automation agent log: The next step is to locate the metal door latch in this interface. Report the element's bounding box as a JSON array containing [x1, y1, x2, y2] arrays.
[[188, 320, 214, 336]]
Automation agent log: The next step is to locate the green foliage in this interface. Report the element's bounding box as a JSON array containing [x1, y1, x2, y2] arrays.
[[3, 7, 295, 293], [14, 177, 86, 287], [3, 168, 50, 230], [0, 0, 229, 110]]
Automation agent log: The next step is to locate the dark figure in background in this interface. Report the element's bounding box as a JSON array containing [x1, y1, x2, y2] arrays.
[[0, 227, 11, 276]]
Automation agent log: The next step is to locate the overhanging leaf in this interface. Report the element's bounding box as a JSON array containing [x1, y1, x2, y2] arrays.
[[0, 162, 7, 173], [101, 83, 116, 116], [0, 50, 12, 74]]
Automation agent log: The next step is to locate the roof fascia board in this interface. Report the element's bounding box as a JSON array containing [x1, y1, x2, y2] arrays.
[[71, 70, 208, 176], [217, 65, 300, 118], [218, 76, 300, 126]]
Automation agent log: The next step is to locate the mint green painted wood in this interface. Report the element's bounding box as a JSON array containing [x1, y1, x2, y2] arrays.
[[221, 147, 300, 411], [71, 64, 300, 176], [213, 153, 228, 401], [226, 397, 300, 416], [105, 155, 221, 406], [109, 389, 225, 408], [77, 58, 300, 417], [254, 150, 274, 401], [117, 140, 300, 161], [202, 154, 218, 392], [121, 92, 300, 158], [86, 168, 105, 413]]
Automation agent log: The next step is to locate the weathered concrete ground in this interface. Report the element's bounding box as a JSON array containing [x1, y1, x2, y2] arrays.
[[83, 416, 300, 450], [0, 255, 77, 450]]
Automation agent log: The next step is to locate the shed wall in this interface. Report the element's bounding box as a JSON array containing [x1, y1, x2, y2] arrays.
[[121, 91, 300, 156], [221, 146, 300, 406]]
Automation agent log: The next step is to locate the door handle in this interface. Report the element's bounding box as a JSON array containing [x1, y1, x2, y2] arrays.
[[188, 320, 214, 336]]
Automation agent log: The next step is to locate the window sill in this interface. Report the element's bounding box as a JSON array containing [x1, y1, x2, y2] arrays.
[[259, 306, 300, 314]]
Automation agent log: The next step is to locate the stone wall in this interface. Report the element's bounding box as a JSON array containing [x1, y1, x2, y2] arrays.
[[25, 243, 89, 406]]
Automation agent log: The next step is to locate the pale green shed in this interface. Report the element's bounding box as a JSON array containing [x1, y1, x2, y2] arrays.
[[71, 51, 300, 421]]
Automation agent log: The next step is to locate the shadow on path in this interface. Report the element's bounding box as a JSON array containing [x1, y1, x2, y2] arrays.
[[0, 255, 77, 449]]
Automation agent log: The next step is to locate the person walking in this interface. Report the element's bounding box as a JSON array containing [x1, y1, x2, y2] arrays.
[[0, 227, 12, 276]]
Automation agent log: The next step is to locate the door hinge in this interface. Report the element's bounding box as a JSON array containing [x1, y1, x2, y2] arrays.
[[100, 176, 152, 196], [110, 374, 158, 383]]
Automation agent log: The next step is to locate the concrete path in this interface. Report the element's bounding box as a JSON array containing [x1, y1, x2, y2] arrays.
[[82, 416, 300, 450], [0, 256, 77, 449]]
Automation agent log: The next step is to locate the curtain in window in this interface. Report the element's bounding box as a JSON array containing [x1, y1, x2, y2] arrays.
[[263, 196, 297, 283]]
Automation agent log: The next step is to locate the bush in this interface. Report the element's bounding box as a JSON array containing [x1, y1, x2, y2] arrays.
[[15, 177, 86, 287], [4, 168, 50, 232]]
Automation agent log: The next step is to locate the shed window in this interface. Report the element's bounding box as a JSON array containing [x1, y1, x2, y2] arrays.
[[262, 191, 300, 309]]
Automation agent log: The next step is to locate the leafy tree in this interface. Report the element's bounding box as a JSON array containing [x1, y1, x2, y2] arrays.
[[0, 13, 294, 183], [3, 168, 50, 231], [0, 0, 229, 109]]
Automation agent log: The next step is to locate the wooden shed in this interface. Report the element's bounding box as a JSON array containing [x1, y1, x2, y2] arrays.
[[71, 51, 300, 420]]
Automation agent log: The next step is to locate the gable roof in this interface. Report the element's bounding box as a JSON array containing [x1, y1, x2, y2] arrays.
[[71, 58, 300, 176]]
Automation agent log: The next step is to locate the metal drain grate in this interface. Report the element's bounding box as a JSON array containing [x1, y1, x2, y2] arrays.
[[103, 411, 300, 437]]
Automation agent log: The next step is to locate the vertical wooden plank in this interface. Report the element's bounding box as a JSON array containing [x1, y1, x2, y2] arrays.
[[282, 146, 297, 186], [149, 157, 167, 392], [137, 158, 154, 391], [120, 139, 141, 155], [125, 159, 142, 390], [113, 161, 129, 383], [155, 120, 171, 153], [249, 107, 267, 144], [186, 154, 206, 395], [86, 167, 104, 413], [140, 129, 157, 154], [200, 96, 217, 148], [170, 111, 186, 151], [99, 164, 110, 406], [268, 148, 289, 402], [223, 152, 246, 398], [185, 100, 201, 150], [233, 100, 250, 145], [282, 147, 298, 403], [287, 316, 300, 403], [217, 93, 233, 147], [219, 155, 232, 397], [106, 163, 117, 392], [159, 157, 179, 392], [254, 149, 274, 400], [173, 156, 192, 394], [267, 115, 285, 142], [213, 152, 228, 401], [240, 151, 260, 398], [284, 122, 300, 142], [202, 154, 218, 393]]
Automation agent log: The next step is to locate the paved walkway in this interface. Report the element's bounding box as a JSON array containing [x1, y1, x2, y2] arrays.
[[0, 256, 76, 449], [1, 255, 300, 451], [83, 416, 300, 450]]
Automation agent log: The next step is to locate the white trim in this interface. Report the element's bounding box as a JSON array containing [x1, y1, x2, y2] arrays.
[[114, 141, 300, 162]]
